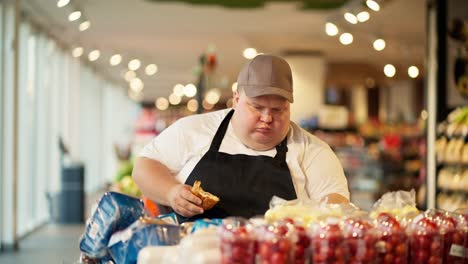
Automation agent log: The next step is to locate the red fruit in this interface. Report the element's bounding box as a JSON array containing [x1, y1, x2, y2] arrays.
[[428, 256, 441, 264], [271, 252, 286, 264], [278, 239, 290, 252], [383, 254, 394, 264], [259, 243, 270, 258], [395, 243, 406, 255], [415, 250, 429, 263]]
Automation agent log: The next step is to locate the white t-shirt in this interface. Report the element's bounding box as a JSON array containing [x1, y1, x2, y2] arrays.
[[140, 109, 350, 201]]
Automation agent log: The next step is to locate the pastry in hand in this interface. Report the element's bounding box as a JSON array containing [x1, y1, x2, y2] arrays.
[[191, 180, 220, 210]]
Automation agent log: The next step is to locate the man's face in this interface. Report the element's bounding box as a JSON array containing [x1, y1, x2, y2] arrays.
[[231, 89, 291, 151]]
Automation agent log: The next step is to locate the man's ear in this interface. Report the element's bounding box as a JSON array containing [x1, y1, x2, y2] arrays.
[[232, 90, 240, 108]]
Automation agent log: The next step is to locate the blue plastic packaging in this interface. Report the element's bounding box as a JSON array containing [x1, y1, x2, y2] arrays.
[[79, 192, 146, 259], [107, 218, 181, 264], [191, 218, 223, 233]]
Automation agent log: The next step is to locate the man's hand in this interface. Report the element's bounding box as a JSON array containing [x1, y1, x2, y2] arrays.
[[167, 184, 204, 217]]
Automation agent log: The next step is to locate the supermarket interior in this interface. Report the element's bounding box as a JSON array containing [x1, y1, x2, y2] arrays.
[[0, 0, 467, 263]]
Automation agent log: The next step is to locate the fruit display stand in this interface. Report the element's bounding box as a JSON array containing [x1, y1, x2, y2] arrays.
[[435, 107, 468, 211]]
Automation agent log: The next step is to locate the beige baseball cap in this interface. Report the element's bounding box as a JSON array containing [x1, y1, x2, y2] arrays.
[[237, 54, 294, 103]]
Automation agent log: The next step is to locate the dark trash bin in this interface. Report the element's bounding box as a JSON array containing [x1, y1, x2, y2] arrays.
[[49, 163, 85, 223]]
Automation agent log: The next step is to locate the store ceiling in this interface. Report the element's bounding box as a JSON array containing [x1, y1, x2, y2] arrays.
[[23, 0, 426, 102]]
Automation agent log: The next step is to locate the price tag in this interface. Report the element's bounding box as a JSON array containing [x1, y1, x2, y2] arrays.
[[449, 244, 465, 258]]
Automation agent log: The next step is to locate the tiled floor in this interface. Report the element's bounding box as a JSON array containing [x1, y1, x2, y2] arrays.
[[0, 224, 86, 264]]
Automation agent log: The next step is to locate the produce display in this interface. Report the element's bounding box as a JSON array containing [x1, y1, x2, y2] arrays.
[[435, 107, 468, 212], [78, 191, 468, 264]]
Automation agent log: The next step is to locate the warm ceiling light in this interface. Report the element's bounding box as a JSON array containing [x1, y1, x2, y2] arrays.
[[187, 99, 198, 112], [173, 84, 185, 97], [325, 22, 339, 36], [68, 11, 82, 22], [145, 64, 158, 76], [357, 11, 370, 22], [130, 78, 144, 92], [243, 48, 257, 59], [344, 13, 358, 24], [384, 64, 396, 77], [128, 89, 143, 102], [184, 84, 197, 97], [373, 38, 386, 51], [339, 33, 353, 45], [57, 0, 70, 8], [169, 93, 182, 105], [128, 59, 141, 71], [155, 97, 169, 111], [72, 47, 83, 58], [88, 50, 100, 61], [202, 100, 214, 110], [124, 71, 136, 82], [366, 0, 380, 11], [110, 54, 122, 66], [79, 20, 91, 31], [205, 89, 221, 105], [408, 66, 419, 78], [231, 82, 238, 92]]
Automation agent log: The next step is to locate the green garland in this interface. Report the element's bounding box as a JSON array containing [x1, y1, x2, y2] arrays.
[[145, 0, 349, 10]]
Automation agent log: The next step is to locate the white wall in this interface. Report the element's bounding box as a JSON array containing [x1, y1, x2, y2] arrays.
[[285, 55, 326, 123]]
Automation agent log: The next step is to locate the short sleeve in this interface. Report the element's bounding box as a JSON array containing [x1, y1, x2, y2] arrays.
[[139, 120, 189, 174], [303, 146, 350, 201]]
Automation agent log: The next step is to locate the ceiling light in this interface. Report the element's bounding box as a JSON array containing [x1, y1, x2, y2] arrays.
[[72, 47, 83, 58], [124, 71, 136, 82], [344, 13, 358, 24], [128, 59, 141, 71], [130, 78, 144, 92], [325, 22, 339, 36], [88, 50, 100, 61], [169, 93, 182, 105], [110, 54, 122, 66], [384, 64, 396, 77], [173, 84, 185, 97], [366, 0, 380, 11], [231, 82, 238, 92], [202, 100, 214, 110], [187, 99, 198, 112], [373, 39, 386, 51], [155, 97, 169, 111], [68, 11, 81, 22], [184, 84, 197, 97], [205, 89, 221, 105], [79, 20, 91, 31], [57, 0, 70, 8], [243, 48, 257, 59], [145, 64, 158, 75], [408, 66, 419, 78], [128, 89, 143, 102], [339, 33, 353, 45], [357, 11, 370, 22]]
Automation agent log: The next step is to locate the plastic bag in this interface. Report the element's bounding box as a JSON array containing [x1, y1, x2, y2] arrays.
[[79, 192, 146, 259], [107, 217, 180, 264], [370, 189, 419, 220]]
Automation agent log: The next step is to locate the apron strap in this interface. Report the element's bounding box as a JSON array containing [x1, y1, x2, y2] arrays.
[[209, 109, 235, 152], [274, 136, 288, 162], [209, 109, 289, 163]]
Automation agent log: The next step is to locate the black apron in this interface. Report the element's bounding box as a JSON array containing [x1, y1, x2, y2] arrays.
[[177, 109, 297, 223]]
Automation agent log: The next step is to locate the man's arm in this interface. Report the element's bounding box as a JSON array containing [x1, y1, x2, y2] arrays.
[[132, 157, 203, 217]]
